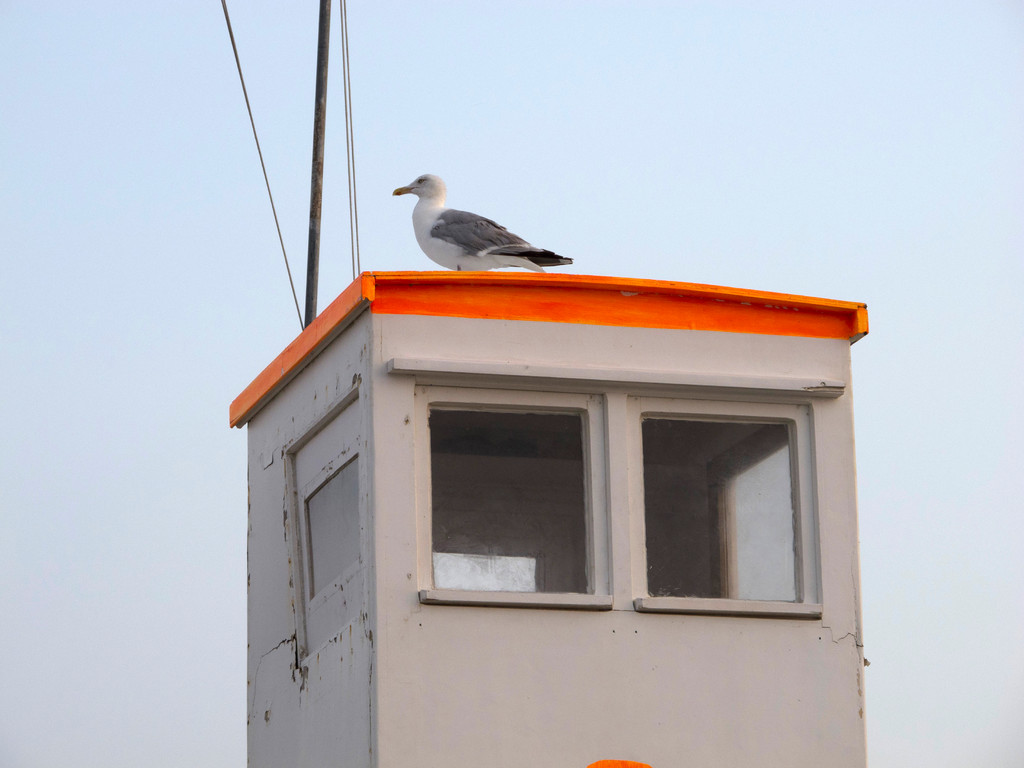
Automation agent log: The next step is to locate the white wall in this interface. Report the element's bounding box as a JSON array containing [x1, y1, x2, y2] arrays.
[[370, 314, 865, 768]]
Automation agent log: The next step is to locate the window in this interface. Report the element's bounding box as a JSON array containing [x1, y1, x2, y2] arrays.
[[306, 457, 360, 597], [288, 393, 364, 655], [430, 409, 588, 594], [408, 381, 820, 617], [416, 387, 611, 610], [642, 419, 795, 601], [632, 397, 820, 617]]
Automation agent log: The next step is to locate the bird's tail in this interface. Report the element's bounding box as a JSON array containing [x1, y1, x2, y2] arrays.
[[488, 244, 573, 269], [523, 250, 573, 267]]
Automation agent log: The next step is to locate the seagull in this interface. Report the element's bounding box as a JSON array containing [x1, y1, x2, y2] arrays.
[[392, 174, 572, 272]]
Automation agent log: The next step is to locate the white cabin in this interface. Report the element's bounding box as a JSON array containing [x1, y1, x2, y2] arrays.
[[231, 271, 870, 768]]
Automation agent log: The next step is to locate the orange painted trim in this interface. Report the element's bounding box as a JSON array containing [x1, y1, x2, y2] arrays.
[[228, 274, 372, 427], [368, 271, 867, 340], [230, 271, 867, 427]]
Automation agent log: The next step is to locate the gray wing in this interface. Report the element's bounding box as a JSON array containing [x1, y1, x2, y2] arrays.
[[430, 208, 528, 255]]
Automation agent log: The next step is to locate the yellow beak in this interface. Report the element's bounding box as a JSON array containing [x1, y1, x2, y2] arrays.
[[392, 186, 412, 196]]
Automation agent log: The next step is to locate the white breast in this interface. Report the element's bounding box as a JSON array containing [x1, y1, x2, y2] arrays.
[[411, 199, 474, 270]]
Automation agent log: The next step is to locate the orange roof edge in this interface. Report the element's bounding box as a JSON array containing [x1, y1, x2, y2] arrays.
[[229, 274, 373, 428], [230, 271, 868, 428], [366, 270, 866, 313]]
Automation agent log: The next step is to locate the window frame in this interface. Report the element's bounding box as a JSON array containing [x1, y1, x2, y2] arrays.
[[397, 365, 831, 620], [284, 389, 366, 657], [414, 385, 613, 610], [628, 396, 822, 619]]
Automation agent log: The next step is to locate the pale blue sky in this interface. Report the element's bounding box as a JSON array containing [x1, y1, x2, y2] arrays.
[[1, 2, 1022, 766]]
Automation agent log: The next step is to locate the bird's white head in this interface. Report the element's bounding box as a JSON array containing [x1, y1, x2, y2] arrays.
[[392, 174, 447, 205]]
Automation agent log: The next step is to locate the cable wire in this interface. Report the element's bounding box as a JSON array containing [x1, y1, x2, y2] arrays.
[[339, 0, 362, 279], [221, 0, 304, 330]]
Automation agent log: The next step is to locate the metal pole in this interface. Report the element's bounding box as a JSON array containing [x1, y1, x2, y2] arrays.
[[304, 0, 332, 328]]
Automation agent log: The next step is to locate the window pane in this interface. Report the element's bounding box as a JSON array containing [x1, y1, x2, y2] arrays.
[[642, 419, 796, 601], [430, 410, 588, 593], [306, 459, 360, 597]]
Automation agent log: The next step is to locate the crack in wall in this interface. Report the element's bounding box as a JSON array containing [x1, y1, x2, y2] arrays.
[[248, 635, 296, 717], [819, 622, 863, 648]]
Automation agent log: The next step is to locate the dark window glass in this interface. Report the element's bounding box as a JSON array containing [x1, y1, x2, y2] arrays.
[[306, 459, 360, 597], [430, 410, 588, 594]]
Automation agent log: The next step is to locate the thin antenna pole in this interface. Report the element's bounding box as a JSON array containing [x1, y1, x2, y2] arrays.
[[304, 0, 332, 328]]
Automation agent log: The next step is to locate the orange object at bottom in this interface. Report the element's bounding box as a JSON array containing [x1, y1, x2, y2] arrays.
[[588, 761, 653, 768]]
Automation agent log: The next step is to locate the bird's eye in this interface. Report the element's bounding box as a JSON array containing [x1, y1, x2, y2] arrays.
[[416, 177, 426, 184]]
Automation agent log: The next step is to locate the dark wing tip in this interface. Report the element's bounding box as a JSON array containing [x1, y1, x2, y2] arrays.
[[525, 250, 572, 267], [486, 245, 572, 267]]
